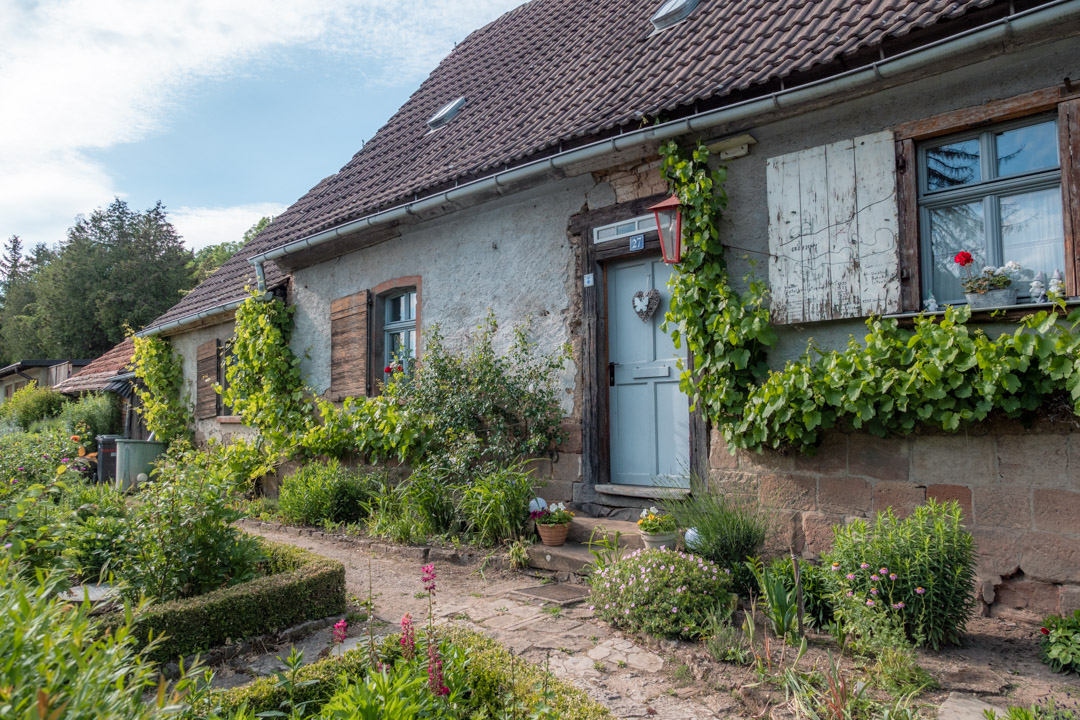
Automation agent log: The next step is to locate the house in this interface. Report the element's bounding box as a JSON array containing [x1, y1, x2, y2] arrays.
[[1, 359, 91, 404], [138, 0, 1080, 617], [53, 337, 148, 439]]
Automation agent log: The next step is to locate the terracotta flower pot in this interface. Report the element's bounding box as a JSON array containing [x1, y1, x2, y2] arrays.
[[641, 531, 678, 550], [537, 522, 570, 547]]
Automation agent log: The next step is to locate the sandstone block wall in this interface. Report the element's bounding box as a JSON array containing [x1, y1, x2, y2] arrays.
[[709, 421, 1080, 620]]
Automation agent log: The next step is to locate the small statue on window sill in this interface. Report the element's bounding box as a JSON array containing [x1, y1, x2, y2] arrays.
[[924, 294, 940, 312], [1029, 272, 1047, 304], [1048, 269, 1065, 300]]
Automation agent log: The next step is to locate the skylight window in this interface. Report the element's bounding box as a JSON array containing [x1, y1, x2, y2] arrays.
[[427, 97, 467, 131], [650, 0, 700, 32]]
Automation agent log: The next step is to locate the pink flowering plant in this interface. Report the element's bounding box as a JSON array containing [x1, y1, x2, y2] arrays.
[[589, 548, 732, 639], [822, 499, 976, 650]]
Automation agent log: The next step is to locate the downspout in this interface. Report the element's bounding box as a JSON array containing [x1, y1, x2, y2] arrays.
[[249, 0, 1078, 281]]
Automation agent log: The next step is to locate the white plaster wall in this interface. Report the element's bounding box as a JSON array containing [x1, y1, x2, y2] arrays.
[[169, 319, 256, 444], [290, 176, 596, 416]]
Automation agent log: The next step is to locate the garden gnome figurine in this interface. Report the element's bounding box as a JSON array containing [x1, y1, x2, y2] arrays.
[[924, 294, 939, 312], [1049, 269, 1065, 299], [1030, 272, 1047, 303]]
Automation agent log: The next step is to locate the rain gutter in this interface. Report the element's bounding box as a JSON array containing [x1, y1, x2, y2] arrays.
[[135, 293, 270, 338]]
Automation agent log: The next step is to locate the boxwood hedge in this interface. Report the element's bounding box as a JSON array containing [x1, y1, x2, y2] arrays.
[[205, 627, 613, 720], [103, 540, 345, 663]]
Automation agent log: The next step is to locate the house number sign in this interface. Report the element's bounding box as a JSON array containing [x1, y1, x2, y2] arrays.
[[629, 234, 645, 252]]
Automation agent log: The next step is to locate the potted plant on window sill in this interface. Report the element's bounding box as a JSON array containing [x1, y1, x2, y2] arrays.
[[955, 251, 1021, 309], [533, 503, 574, 546], [637, 506, 678, 550]]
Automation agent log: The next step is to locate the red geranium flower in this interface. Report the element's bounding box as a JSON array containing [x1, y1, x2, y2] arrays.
[[384, 365, 393, 374], [1041, 627, 1050, 635], [954, 251, 974, 267]]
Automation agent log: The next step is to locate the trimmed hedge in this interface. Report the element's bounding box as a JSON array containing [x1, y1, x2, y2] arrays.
[[103, 539, 345, 663], [207, 627, 613, 720]]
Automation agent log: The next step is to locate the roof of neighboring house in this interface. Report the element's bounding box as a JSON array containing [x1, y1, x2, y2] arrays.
[[0, 359, 92, 381], [147, 0, 1015, 333], [53, 338, 135, 394]]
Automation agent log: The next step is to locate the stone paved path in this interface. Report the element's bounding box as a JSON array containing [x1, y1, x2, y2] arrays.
[[243, 524, 734, 719]]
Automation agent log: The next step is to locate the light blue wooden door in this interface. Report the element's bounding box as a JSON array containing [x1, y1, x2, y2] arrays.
[[607, 257, 690, 487]]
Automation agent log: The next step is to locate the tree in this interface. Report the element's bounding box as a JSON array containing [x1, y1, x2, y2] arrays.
[[0, 235, 24, 296], [6, 199, 195, 359], [187, 216, 270, 286], [0, 242, 54, 364]]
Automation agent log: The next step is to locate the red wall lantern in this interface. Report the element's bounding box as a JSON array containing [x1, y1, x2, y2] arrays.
[[649, 194, 683, 264]]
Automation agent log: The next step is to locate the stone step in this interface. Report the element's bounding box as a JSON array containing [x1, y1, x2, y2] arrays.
[[527, 541, 595, 575], [567, 515, 644, 550]]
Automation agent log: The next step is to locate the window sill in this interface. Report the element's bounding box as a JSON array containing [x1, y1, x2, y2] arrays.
[[594, 483, 690, 499], [217, 415, 244, 424], [886, 298, 1079, 325]]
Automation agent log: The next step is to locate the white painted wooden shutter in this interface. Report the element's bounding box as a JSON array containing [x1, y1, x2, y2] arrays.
[[766, 131, 900, 324]]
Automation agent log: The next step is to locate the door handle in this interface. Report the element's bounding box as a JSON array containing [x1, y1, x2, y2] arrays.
[[609, 362, 617, 387]]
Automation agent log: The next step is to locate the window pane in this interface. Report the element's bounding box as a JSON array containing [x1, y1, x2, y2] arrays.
[[1000, 187, 1065, 287], [596, 227, 616, 241], [927, 201, 986, 302], [926, 138, 981, 191], [616, 222, 636, 234], [996, 121, 1058, 178], [408, 292, 416, 321], [387, 295, 402, 323], [388, 331, 404, 363]]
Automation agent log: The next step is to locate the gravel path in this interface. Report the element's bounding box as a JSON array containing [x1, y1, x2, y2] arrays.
[[239, 522, 732, 719]]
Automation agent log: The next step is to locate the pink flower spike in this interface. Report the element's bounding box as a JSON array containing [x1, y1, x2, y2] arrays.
[[421, 563, 437, 593], [332, 619, 348, 645]]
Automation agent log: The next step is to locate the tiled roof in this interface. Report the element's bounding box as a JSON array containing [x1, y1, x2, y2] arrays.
[[53, 338, 134, 394], [149, 0, 1006, 331]]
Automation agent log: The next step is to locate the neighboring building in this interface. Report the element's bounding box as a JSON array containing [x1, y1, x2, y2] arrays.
[[1, 359, 91, 404], [52, 338, 148, 439], [139, 0, 1080, 617]]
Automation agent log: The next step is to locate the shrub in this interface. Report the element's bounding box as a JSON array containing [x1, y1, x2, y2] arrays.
[[404, 464, 459, 535], [121, 444, 265, 602], [366, 477, 423, 544], [768, 557, 836, 629], [0, 556, 201, 720], [204, 627, 612, 720], [457, 462, 536, 545], [104, 540, 345, 663], [60, 392, 122, 440], [663, 477, 767, 593], [824, 499, 976, 650], [1040, 609, 1080, 674], [0, 381, 65, 431], [590, 548, 733, 640], [279, 459, 377, 526], [384, 314, 568, 481], [0, 428, 79, 489]]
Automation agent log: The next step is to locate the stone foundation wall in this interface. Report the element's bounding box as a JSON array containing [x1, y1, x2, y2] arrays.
[[708, 420, 1080, 620]]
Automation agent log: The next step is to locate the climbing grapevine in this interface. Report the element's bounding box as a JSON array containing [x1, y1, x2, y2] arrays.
[[132, 335, 191, 444], [659, 140, 776, 429], [220, 291, 310, 450]]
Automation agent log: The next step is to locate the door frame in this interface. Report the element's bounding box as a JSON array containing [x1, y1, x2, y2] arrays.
[[568, 194, 708, 498]]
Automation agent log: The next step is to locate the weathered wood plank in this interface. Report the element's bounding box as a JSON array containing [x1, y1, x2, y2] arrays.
[[1060, 99, 1080, 297], [896, 138, 922, 312], [329, 289, 369, 400], [893, 85, 1079, 141], [854, 132, 901, 316], [797, 144, 830, 322], [767, 153, 804, 324], [195, 339, 218, 420], [825, 138, 861, 318]]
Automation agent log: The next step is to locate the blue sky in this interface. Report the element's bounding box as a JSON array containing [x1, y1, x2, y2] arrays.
[[0, 1, 522, 251]]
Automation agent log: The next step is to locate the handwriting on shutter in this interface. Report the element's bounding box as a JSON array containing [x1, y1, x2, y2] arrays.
[[767, 131, 901, 324]]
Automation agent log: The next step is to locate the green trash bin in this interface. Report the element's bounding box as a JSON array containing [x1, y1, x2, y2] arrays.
[[115, 439, 166, 492]]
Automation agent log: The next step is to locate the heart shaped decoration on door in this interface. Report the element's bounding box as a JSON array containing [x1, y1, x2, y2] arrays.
[[632, 289, 661, 323]]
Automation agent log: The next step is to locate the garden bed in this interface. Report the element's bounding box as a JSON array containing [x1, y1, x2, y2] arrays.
[[100, 539, 345, 663]]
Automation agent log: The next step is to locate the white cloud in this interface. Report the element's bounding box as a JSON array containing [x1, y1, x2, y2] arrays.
[[171, 203, 288, 251], [0, 0, 521, 246]]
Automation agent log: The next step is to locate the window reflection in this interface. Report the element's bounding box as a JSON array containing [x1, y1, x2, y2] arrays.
[[926, 138, 980, 191], [996, 121, 1058, 178], [928, 201, 985, 302]]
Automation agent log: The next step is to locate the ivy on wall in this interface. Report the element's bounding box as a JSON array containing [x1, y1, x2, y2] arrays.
[[132, 335, 191, 444], [659, 141, 1080, 454]]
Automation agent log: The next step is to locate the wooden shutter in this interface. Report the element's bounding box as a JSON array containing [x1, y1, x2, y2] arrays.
[[1059, 98, 1080, 297], [195, 339, 219, 420], [330, 290, 370, 400], [767, 131, 901, 324]]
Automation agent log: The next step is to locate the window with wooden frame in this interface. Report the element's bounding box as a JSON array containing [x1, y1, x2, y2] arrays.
[[895, 86, 1080, 311], [382, 290, 416, 380]]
